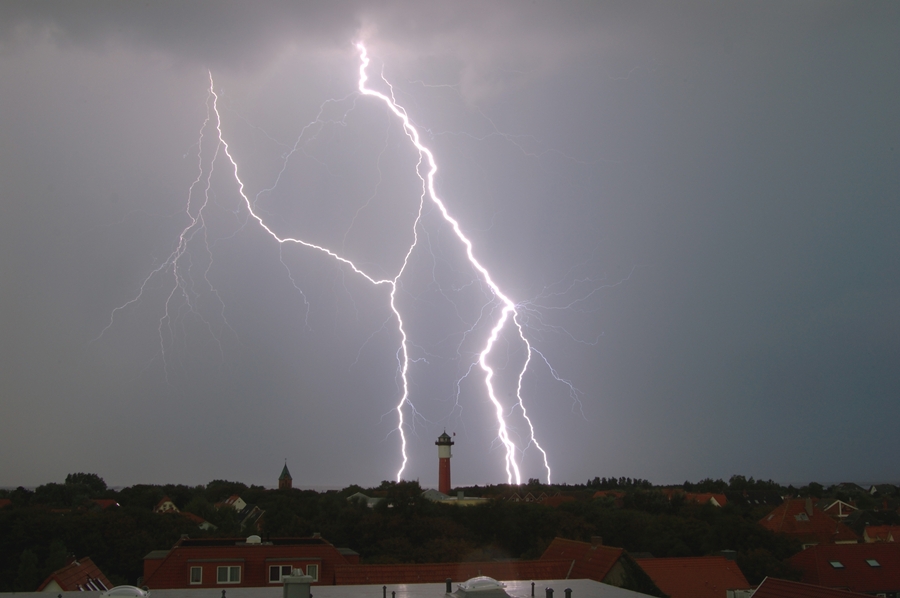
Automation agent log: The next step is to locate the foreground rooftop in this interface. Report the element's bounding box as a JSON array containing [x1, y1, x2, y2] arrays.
[[1, 579, 653, 598]]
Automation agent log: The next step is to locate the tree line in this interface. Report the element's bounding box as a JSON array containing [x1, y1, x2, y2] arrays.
[[1, 473, 895, 591]]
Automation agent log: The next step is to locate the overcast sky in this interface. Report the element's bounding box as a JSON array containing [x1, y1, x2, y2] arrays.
[[1, 1, 898, 490]]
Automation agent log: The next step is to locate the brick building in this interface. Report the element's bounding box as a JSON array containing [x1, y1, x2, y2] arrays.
[[143, 535, 356, 588]]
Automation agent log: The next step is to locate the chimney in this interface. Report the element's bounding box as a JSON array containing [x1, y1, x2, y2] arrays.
[[591, 536, 603, 547], [805, 498, 813, 517], [282, 572, 313, 598]]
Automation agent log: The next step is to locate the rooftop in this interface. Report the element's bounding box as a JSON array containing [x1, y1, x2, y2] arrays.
[[2, 579, 653, 598], [634, 556, 750, 598]]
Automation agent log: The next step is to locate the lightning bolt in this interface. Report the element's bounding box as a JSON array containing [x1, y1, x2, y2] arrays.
[[98, 43, 619, 485], [354, 44, 556, 483]]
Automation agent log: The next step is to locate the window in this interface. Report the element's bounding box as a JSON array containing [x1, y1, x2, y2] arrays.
[[306, 564, 318, 582], [190, 567, 202, 584], [867, 559, 881, 568], [829, 561, 844, 569], [269, 565, 293, 583], [217, 566, 241, 584]]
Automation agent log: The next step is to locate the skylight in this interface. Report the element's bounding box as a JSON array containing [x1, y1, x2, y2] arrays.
[[867, 559, 881, 567], [829, 561, 844, 569]]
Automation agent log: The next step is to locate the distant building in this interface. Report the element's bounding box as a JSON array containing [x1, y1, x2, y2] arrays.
[[869, 484, 898, 496], [635, 556, 751, 598], [153, 496, 179, 513], [660, 489, 727, 507], [507, 492, 548, 503], [346, 492, 385, 508], [818, 499, 858, 520], [38, 557, 112, 593], [865, 525, 900, 543], [89, 499, 120, 511], [421, 489, 489, 507], [279, 462, 293, 490], [435, 431, 454, 495], [686, 492, 728, 507], [759, 498, 859, 548], [214, 494, 264, 530], [181, 510, 218, 531], [215, 494, 247, 512], [143, 535, 352, 588]]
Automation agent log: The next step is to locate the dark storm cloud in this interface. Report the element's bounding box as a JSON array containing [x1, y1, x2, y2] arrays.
[[1, 1, 898, 489]]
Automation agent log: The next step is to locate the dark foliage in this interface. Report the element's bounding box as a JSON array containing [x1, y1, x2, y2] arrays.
[[0, 473, 829, 589]]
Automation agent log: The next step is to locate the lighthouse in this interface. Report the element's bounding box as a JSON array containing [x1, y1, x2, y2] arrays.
[[435, 431, 454, 495]]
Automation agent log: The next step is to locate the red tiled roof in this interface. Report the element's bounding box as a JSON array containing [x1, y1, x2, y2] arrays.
[[91, 499, 119, 510], [635, 556, 750, 598], [539, 537, 623, 582], [753, 576, 873, 598], [181, 511, 210, 525], [688, 493, 728, 507], [333, 560, 571, 585], [0, 499, 11, 508], [760, 499, 859, 545], [864, 525, 899, 543], [541, 495, 576, 508], [37, 557, 112, 592], [789, 543, 900, 594]]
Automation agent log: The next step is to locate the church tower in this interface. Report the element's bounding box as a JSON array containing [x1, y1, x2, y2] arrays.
[[278, 462, 292, 490], [435, 432, 454, 495]]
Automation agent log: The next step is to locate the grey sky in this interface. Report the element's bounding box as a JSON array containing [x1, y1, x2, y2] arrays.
[[0, 1, 897, 489]]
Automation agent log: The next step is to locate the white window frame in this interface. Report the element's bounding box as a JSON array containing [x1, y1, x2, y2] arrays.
[[269, 565, 294, 583], [190, 566, 202, 585], [217, 566, 241, 584], [306, 564, 318, 582]]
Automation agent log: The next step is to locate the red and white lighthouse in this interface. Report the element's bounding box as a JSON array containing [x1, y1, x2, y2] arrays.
[[435, 431, 454, 495]]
